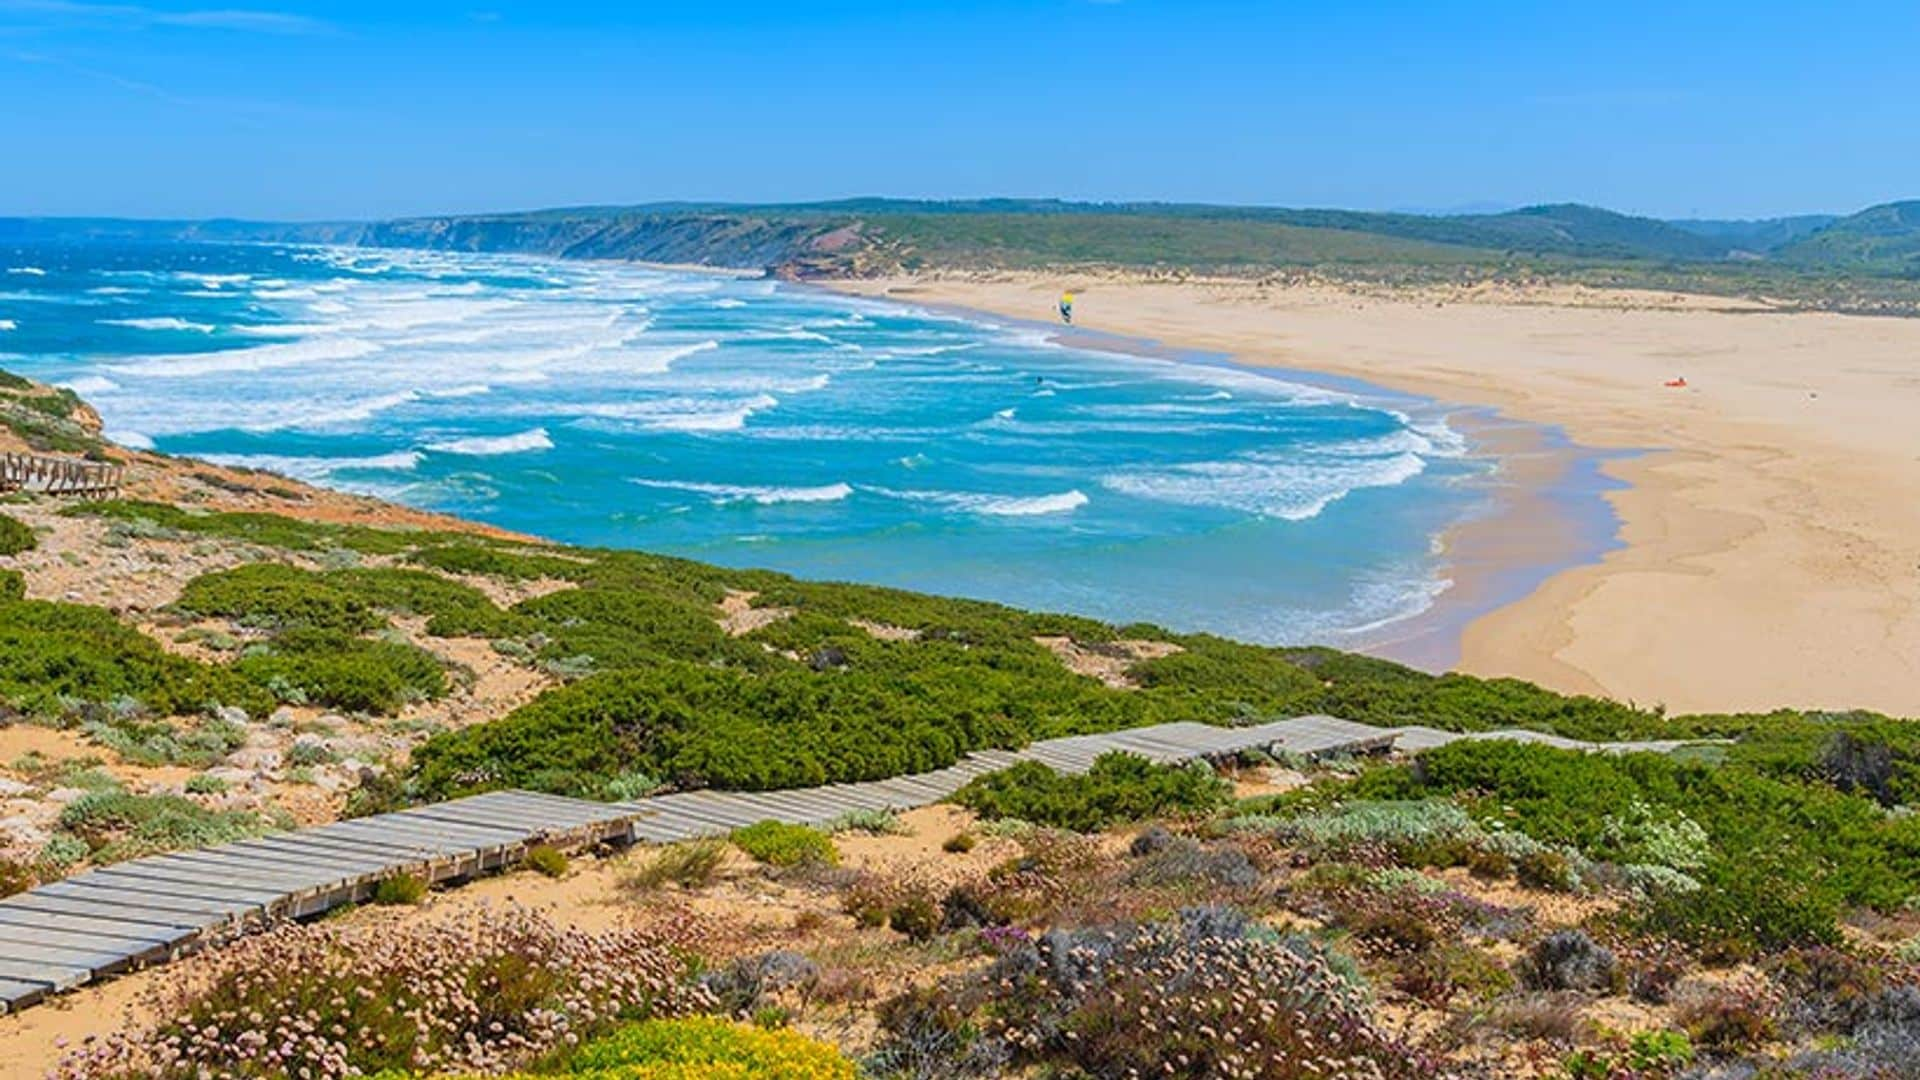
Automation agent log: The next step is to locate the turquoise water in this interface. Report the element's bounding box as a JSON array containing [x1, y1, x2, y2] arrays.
[[0, 240, 1496, 645]]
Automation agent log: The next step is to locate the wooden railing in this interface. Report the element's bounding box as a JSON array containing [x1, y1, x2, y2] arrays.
[[0, 452, 124, 498]]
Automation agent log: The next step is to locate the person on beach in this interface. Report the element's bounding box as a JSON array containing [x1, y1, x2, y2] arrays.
[[1059, 291, 1074, 324]]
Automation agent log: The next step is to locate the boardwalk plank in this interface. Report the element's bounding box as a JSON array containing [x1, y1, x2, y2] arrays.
[[0, 712, 1433, 1014]]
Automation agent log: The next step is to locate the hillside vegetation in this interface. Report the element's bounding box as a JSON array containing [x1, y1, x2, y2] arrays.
[[12, 195, 1920, 312]]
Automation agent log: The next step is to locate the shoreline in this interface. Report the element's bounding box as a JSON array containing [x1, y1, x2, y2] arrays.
[[831, 271, 1920, 716], [825, 283, 1626, 677]]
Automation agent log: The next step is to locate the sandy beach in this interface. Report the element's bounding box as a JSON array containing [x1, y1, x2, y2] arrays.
[[835, 273, 1920, 717]]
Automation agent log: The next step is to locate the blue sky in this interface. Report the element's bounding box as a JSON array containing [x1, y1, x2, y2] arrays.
[[2, 0, 1915, 221]]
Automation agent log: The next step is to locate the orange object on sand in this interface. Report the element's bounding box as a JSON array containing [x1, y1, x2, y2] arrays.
[[1664, 377, 1688, 388]]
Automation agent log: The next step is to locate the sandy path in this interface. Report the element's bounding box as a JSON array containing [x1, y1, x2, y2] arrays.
[[835, 273, 1920, 716]]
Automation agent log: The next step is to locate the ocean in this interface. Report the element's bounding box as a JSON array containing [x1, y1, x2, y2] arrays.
[[0, 240, 1496, 647]]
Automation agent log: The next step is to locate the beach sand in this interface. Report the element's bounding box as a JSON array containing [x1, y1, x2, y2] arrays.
[[835, 273, 1920, 717]]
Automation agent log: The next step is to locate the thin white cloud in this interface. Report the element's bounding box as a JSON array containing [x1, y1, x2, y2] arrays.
[[0, 0, 329, 35]]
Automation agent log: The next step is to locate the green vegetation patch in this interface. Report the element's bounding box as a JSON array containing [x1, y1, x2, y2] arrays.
[[177, 563, 384, 632], [1343, 740, 1920, 950], [57, 790, 283, 864], [0, 595, 271, 718], [954, 752, 1233, 832], [730, 820, 838, 867], [0, 511, 36, 556], [65, 499, 447, 554], [235, 628, 448, 714], [500, 1017, 857, 1078]]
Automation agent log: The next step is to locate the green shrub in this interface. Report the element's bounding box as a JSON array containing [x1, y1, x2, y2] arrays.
[[324, 566, 525, 637], [731, 820, 838, 867], [943, 832, 977, 854], [625, 839, 727, 891], [0, 857, 36, 898], [371, 872, 428, 905], [512, 1016, 856, 1078], [525, 843, 569, 878], [954, 753, 1232, 832], [407, 541, 586, 581], [0, 568, 23, 602], [235, 628, 447, 714], [888, 893, 941, 942], [84, 712, 246, 767], [1346, 740, 1920, 949], [57, 790, 281, 863], [176, 563, 383, 632], [823, 808, 904, 835], [0, 598, 271, 718], [184, 772, 228, 795], [0, 511, 36, 556], [66, 499, 446, 555]]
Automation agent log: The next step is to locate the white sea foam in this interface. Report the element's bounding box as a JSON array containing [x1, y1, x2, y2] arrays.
[[199, 450, 423, 482], [1102, 449, 1426, 521], [0, 320, 15, 332], [426, 383, 493, 399], [239, 390, 421, 432], [876, 487, 1089, 516], [1337, 574, 1455, 636], [100, 317, 215, 333], [578, 393, 778, 432], [87, 286, 141, 296], [63, 375, 119, 395], [109, 336, 380, 377], [6, 267, 46, 276], [632, 479, 853, 505], [230, 322, 337, 337], [177, 273, 249, 287], [425, 428, 553, 455]]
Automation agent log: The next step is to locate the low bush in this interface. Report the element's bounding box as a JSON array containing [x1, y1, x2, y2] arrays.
[[524, 843, 569, 878], [500, 1016, 855, 1078], [0, 511, 36, 555], [953, 752, 1231, 832], [175, 563, 383, 632], [66, 499, 445, 555], [699, 950, 822, 1017], [50, 904, 710, 1079], [324, 566, 524, 637], [824, 808, 903, 835], [1344, 740, 1920, 949], [731, 820, 837, 868], [0, 857, 35, 898], [407, 541, 587, 582], [57, 790, 281, 864], [183, 772, 227, 795], [868, 911, 1435, 1079], [1523, 929, 1617, 992], [942, 832, 976, 854], [0, 597, 271, 718], [371, 872, 429, 905], [0, 568, 23, 601], [235, 628, 447, 714], [82, 710, 246, 768], [625, 839, 727, 891]]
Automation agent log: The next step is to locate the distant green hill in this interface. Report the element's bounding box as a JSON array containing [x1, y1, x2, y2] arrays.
[[1668, 214, 1838, 251], [1772, 201, 1920, 276], [9, 196, 1920, 311]]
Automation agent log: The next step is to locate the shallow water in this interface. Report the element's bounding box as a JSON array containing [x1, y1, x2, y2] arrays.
[[0, 241, 1495, 645]]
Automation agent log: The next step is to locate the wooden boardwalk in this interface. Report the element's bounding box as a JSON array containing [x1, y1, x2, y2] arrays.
[[0, 714, 1688, 1013], [0, 452, 124, 498]]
